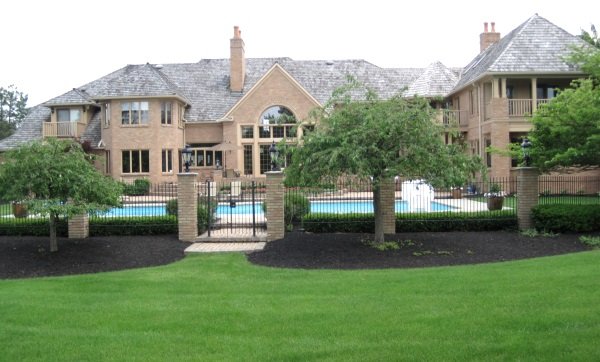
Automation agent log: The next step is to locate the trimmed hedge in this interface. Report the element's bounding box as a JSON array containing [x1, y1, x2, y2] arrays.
[[263, 193, 310, 224], [121, 179, 151, 196], [532, 204, 600, 233], [90, 216, 178, 236], [0, 218, 68, 236], [303, 211, 517, 233]]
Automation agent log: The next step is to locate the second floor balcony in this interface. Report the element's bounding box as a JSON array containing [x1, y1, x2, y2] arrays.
[[43, 121, 87, 138], [437, 109, 468, 127]]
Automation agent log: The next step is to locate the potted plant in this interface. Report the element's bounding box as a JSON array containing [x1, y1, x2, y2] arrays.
[[11, 201, 28, 218], [485, 183, 505, 211]]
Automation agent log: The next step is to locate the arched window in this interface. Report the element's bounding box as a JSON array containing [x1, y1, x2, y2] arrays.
[[258, 106, 297, 139]]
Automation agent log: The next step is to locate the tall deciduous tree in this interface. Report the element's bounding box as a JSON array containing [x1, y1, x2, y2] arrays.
[[0, 139, 122, 252], [285, 81, 483, 243], [0, 85, 28, 139], [580, 24, 599, 49], [529, 44, 600, 171]]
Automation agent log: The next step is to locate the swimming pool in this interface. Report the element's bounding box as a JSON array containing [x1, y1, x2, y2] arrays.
[[104, 200, 455, 217]]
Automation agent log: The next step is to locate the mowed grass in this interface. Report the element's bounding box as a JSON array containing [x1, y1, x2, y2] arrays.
[[1, 251, 600, 361]]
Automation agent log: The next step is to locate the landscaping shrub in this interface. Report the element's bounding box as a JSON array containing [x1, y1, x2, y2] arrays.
[[532, 204, 600, 233], [122, 179, 151, 196], [302, 211, 517, 233], [161, 198, 214, 234], [166, 199, 178, 216]]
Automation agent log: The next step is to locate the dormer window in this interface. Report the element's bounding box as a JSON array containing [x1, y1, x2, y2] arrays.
[[57, 108, 81, 122]]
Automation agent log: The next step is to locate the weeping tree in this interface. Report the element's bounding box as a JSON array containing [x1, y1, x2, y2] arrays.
[[285, 81, 483, 243], [0, 138, 122, 252]]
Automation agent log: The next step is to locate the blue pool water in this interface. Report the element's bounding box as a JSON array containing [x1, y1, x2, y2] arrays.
[[105, 200, 454, 217]]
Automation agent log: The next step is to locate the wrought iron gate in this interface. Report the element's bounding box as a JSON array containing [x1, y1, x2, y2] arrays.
[[198, 180, 266, 238]]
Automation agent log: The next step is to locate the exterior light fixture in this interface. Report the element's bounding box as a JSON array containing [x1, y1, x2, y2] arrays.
[[269, 141, 279, 171], [182, 144, 193, 172], [521, 138, 532, 167]]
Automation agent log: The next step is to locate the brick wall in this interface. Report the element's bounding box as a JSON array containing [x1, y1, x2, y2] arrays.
[[68, 213, 89, 239], [517, 167, 539, 230]]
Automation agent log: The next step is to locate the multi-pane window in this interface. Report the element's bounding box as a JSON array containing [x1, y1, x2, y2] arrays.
[[258, 105, 297, 139], [161, 149, 173, 173], [121, 101, 149, 125], [191, 149, 222, 168], [161, 102, 172, 125], [485, 139, 492, 167], [241, 126, 254, 138], [122, 150, 150, 173], [57, 108, 81, 122], [104, 103, 111, 127], [243, 145, 253, 175], [178, 104, 185, 127], [259, 144, 271, 174]]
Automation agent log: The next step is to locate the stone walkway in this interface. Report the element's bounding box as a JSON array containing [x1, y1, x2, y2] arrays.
[[185, 242, 266, 254]]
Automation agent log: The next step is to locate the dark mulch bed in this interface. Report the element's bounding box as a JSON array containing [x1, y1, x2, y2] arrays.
[[247, 231, 595, 269], [0, 235, 190, 279], [1, 231, 596, 279]]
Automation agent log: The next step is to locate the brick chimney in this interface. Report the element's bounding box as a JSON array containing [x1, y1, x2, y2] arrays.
[[480, 22, 500, 52], [230, 26, 245, 92]]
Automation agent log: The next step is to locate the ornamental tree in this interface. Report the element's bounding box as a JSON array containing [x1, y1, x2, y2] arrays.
[[285, 81, 483, 243], [528, 45, 600, 171], [0, 139, 122, 252]]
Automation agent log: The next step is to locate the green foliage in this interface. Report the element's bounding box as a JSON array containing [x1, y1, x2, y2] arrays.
[[0, 84, 28, 140], [362, 239, 400, 251], [579, 24, 599, 49], [0, 139, 122, 250], [262, 193, 310, 226], [532, 204, 600, 232], [302, 211, 516, 233], [165, 199, 178, 216], [520, 229, 559, 238], [286, 80, 483, 188], [0, 217, 68, 236], [121, 179, 151, 196], [165, 198, 214, 234], [579, 235, 600, 248], [529, 79, 600, 171], [89, 216, 178, 236]]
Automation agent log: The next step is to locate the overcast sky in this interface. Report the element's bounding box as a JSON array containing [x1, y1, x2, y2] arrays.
[[1, 0, 598, 106]]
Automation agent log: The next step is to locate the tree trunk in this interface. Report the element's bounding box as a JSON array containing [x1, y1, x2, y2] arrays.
[[373, 182, 385, 243], [49, 212, 58, 252]]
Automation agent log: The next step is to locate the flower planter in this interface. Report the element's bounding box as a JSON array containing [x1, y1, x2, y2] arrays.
[[12, 202, 28, 218], [451, 189, 462, 199], [487, 197, 504, 211]]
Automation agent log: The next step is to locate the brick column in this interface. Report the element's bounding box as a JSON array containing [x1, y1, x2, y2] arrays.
[[517, 167, 539, 230], [68, 213, 89, 239], [178, 173, 198, 242], [380, 177, 396, 234], [266, 171, 285, 241]]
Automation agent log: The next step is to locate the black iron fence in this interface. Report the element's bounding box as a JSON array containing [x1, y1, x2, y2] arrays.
[[539, 176, 600, 205], [198, 180, 266, 237], [286, 178, 519, 232]]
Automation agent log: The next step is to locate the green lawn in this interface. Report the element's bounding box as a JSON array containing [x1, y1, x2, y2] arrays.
[[1, 251, 600, 361]]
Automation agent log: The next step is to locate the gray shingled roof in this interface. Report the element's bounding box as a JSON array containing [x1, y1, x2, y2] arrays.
[[44, 88, 96, 106], [406, 61, 458, 97], [0, 105, 49, 151], [158, 58, 424, 121], [78, 63, 190, 102], [80, 110, 101, 147], [453, 14, 588, 93]]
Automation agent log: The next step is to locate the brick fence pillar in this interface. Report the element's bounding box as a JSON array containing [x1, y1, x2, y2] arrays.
[[380, 177, 396, 234], [178, 173, 198, 242], [266, 171, 285, 241], [68, 213, 89, 239], [517, 167, 539, 230]]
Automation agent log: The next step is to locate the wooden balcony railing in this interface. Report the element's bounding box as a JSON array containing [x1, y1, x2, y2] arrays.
[[438, 110, 468, 126], [43, 121, 86, 138], [508, 99, 549, 117]]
